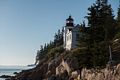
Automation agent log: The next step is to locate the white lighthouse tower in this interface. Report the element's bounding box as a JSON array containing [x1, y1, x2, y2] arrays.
[[64, 15, 80, 50]]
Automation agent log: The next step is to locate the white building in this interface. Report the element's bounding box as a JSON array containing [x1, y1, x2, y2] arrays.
[[63, 16, 81, 50]]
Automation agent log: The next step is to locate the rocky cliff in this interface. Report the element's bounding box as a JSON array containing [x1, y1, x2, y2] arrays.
[[9, 39, 120, 80], [80, 64, 120, 80], [10, 57, 120, 80]]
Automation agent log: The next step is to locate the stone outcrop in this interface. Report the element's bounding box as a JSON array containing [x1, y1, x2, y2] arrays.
[[9, 57, 120, 80], [80, 64, 120, 80]]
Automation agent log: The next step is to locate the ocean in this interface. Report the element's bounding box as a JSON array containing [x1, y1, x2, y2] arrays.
[[0, 66, 35, 80]]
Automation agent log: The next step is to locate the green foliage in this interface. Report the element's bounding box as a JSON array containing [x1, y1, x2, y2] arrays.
[[87, 0, 115, 65], [35, 28, 64, 64], [54, 28, 64, 47], [48, 46, 64, 59], [76, 0, 116, 68], [71, 43, 109, 68], [90, 42, 109, 67], [71, 48, 92, 68], [77, 21, 89, 48], [115, 6, 120, 39], [117, 7, 120, 23], [87, 0, 115, 42], [115, 32, 120, 39]]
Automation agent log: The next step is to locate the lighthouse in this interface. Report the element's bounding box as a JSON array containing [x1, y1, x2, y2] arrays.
[[63, 15, 80, 50]]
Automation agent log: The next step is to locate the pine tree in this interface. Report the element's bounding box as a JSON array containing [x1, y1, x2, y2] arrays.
[[118, 7, 120, 24], [54, 29, 63, 47], [77, 21, 88, 47], [102, 3, 115, 41], [87, 0, 115, 42], [117, 6, 120, 22], [84, 0, 115, 67], [115, 1, 120, 39], [117, 2, 120, 22]]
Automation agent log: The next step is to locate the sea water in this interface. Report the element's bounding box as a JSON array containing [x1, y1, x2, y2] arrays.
[[0, 66, 35, 80]]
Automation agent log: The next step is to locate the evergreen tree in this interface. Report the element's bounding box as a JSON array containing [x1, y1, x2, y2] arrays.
[[77, 21, 88, 48], [81, 0, 116, 67], [117, 2, 120, 23], [35, 28, 64, 64], [115, 1, 120, 39], [86, 0, 115, 43], [54, 29, 63, 47]]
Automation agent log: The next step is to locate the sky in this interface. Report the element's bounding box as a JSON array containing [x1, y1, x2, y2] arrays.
[[0, 0, 119, 66]]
